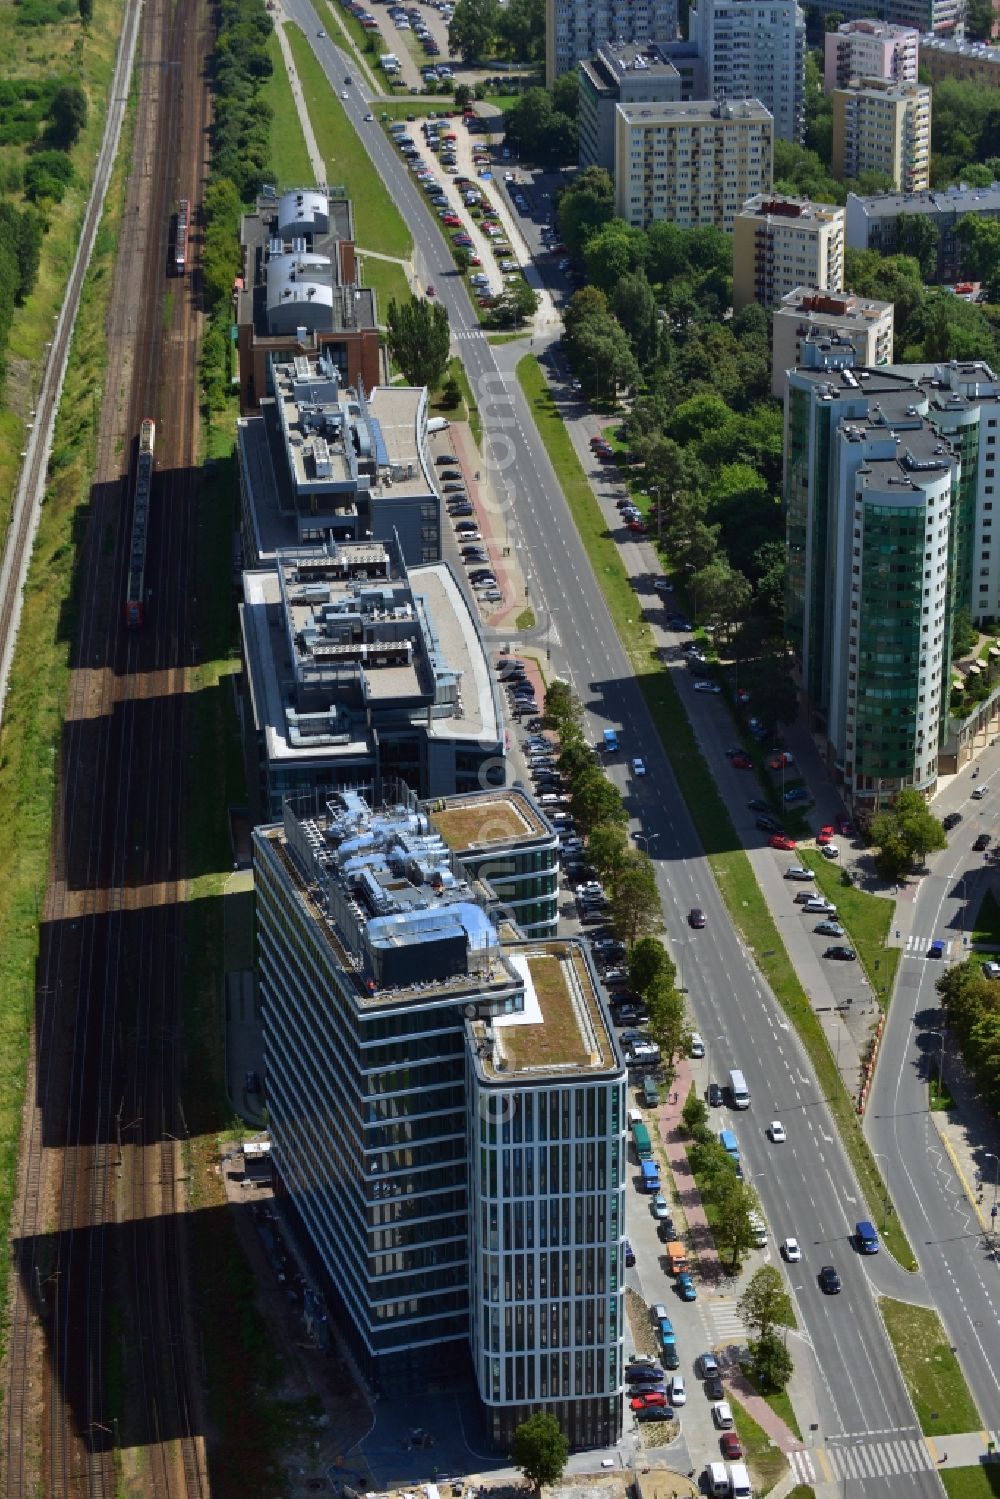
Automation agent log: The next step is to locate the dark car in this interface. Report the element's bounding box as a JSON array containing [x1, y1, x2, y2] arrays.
[[748, 799, 770, 813], [635, 1405, 674, 1423], [756, 815, 782, 833], [436, 454, 457, 465], [942, 811, 962, 831], [689, 908, 707, 929], [720, 1432, 744, 1460], [707, 1081, 723, 1108], [824, 945, 857, 961], [819, 1264, 842, 1294], [624, 1238, 635, 1267], [974, 833, 991, 851], [704, 1374, 725, 1400], [439, 469, 462, 481], [443, 482, 467, 493]]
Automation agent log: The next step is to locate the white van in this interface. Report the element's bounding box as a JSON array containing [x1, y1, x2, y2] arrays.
[[729, 1462, 753, 1499], [729, 1069, 751, 1109], [704, 1462, 730, 1498], [748, 1209, 767, 1248]]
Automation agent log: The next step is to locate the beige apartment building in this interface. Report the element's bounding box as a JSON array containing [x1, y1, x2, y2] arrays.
[[770, 286, 894, 398], [614, 97, 773, 231], [918, 33, 1000, 84], [733, 194, 845, 311], [832, 77, 930, 193]]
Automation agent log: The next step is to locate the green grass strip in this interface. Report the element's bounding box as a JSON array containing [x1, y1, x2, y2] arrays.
[[800, 850, 900, 1004], [262, 29, 315, 188], [729, 1399, 789, 1494], [879, 1298, 981, 1436], [285, 24, 412, 259], [516, 353, 918, 1272], [941, 1468, 1000, 1498]]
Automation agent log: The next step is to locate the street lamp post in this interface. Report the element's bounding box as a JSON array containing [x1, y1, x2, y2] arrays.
[[927, 1029, 946, 1101], [546, 607, 561, 662], [633, 831, 660, 857]]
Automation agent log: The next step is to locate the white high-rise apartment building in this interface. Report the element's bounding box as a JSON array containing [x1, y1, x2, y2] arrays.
[[824, 19, 920, 92], [688, 0, 806, 142], [615, 98, 773, 231], [832, 78, 931, 193], [546, 0, 678, 87]]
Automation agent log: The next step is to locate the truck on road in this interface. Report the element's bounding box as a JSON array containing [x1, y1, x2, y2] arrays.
[[640, 1159, 660, 1193], [632, 1121, 653, 1160]]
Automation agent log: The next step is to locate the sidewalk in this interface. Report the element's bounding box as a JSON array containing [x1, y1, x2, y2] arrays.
[[446, 419, 530, 630]]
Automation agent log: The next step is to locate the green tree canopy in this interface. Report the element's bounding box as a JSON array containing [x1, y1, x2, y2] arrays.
[[557, 166, 615, 258], [503, 88, 577, 166], [738, 1265, 794, 1340], [583, 220, 646, 293], [609, 851, 662, 948], [628, 936, 675, 998], [611, 271, 659, 367], [747, 1329, 794, 1393], [47, 81, 88, 149], [511, 1412, 569, 1496], [448, 0, 500, 60], [385, 296, 451, 388], [871, 789, 946, 880], [587, 821, 631, 884], [570, 767, 628, 835]]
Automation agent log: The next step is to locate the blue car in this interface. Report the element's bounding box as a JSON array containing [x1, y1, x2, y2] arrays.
[[784, 786, 813, 804], [676, 1273, 697, 1301]]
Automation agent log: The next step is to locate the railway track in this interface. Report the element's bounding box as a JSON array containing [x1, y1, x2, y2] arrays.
[[2, 0, 213, 1490]]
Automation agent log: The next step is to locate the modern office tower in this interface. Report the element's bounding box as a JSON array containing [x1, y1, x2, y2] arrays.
[[239, 538, 505, 819], [919, 32, 1000, 81], [823, 19, 920, 91], [614, 98, 773, 231], [831, 78, 931, 193], [545, 0, 678, 88], [253, 788, 625, 1445], [237, 188, 383, 414], [688, 0, 806, 143], [236, 350, 441, 570], [578, 42, 684, 171], [846, 184, 1000, 285], [784, 357, 1000, 811], [771, 289, 894, 399], [732, 195, 845, 312]]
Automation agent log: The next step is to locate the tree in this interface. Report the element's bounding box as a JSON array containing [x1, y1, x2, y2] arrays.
[[551, 70, 579, 118], [385, 296, 451, 389], [587, 821, 631, 884], [747, 1330, 794, 1393], [47, 82, 88, 149], [710, 1173, 758, 1267], [738, 1266, 794, 1341], [681, 1084, 709, 1140], [688, 559, 751, 641], [609, 851, 662, 948], [564, 285, 609, 338], [493, 277, 539, 327], [895, 213, 940, 281], [583, 220, 646, 293], [644, 978, 685, 1079], [504, 89, 577, 167], [612, 272, 659, 366], [572, 316, 639, 403], [543, 679, 584, 735], [957, 214, 1000, 301], [570, 768, 628, 834], [454, 83, 472, 111], [511, 1412, 569, 1496], [497, 0, 545, 60], [557, 166, 615, 259], [448, 0, 500, 61], [79, 0, 93, 22], [871, 788, 946, 879], [628, 936, 675, 998]]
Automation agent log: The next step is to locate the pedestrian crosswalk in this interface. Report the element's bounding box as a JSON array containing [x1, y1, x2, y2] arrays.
[[905, 934, 950, 956], [790, 1434, 933, 1483], [707, 1297, 746, 1346]]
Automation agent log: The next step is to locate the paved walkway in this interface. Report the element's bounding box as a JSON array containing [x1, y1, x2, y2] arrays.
[[273, 10, 327, 183]]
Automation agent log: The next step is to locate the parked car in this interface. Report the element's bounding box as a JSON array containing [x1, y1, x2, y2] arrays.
[[824, 945, 857, 961]]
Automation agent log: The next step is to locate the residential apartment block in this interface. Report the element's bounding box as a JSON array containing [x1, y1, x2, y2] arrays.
[[771, 288, 894, 399], [239, 536, 507, 823], [578, 42, 684, 172], [918, 32, 1000, 81], [614, 98, 773, 232], [236, 350, 441, 570], [732, 195, 845, 312], [830, 0, 962, 36], [785, 357, 1000, 813], [823, 19, 919, 91], [253, 788, 626, 1446], [688, 0, 806, 143], [846, 183, 1000, 283], [237, 188, 383, 415], [545, 0, 678, 87], [832, 78, 931, 193]]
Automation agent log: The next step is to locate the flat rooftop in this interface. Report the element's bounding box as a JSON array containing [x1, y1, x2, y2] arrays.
[[849, 183, 1000, 217], [428, 789, 550, 850], [779, 287, 892, 324], [617, 97, 772, 125], [741, 194, 843, 224], [470, 942, 620, 1079], [368, 386, 426, 500]]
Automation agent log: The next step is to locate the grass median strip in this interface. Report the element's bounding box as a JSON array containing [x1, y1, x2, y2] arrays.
[[800, 850, 899, 1004], [730, 1400, 789, 1494], [516, 352, 918, 1272], [286, 24, 412, 260], [263, 29, 314, 187], [879, 1298, 981, 1436], [941, 1470, 1000, 1498]]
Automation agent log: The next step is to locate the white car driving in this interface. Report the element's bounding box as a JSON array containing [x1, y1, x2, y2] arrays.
[[769, 1120, 786, 1144], [782, 1237, 802, 1262]]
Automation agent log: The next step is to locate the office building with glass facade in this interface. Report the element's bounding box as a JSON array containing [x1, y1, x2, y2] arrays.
[[253, 787, 625, 1445], [785, 357, 1000, 812]]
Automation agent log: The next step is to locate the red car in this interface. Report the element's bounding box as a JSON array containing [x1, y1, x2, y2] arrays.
[[768, 751, 794, 770], [442, 214, 461, 226], [589, 436, 607, 449], [626, 520, 647, 533], [732, 753, 754, 770], [769, 834, 797, 851], [836, 814, 852, 836], [630, 1391, 668, 1410], [720, 1432, 743, 1461], [817, 824, 835, 844], [469, 255, 482, 266]]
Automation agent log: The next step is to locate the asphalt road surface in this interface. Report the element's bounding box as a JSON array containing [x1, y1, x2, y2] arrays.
[[870, 767, 1000, 1434], [278, 18, 947, 1486]]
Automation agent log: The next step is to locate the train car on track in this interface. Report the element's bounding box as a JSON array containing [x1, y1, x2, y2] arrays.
[[125, 417, 155, 628], [174, 198, 189, 275]]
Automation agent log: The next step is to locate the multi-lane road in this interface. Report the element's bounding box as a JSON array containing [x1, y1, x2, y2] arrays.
[[289, 19, 995, 1486]]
